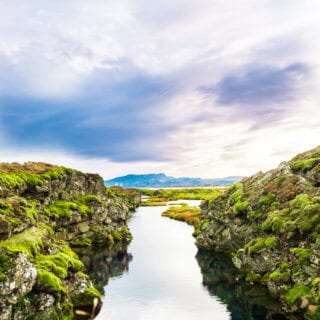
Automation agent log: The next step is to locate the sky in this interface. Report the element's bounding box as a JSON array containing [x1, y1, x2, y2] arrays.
[[0, 0, 319, 179]]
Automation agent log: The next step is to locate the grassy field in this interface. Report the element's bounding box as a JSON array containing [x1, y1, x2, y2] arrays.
[[140, 187, 223, 206]]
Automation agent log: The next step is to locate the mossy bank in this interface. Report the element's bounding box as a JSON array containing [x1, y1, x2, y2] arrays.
[[0, 162, 140, 319], [195, 145, 320, 319]]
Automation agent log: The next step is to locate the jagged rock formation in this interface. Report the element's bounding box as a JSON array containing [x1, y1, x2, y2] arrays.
[[195, 146, 320, 319], [0, 162, 140, 320]]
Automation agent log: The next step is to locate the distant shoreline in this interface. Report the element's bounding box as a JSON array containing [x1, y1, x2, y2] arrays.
[[137, 186, 227, 190]]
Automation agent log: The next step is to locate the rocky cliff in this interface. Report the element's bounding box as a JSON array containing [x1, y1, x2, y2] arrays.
[[195, 146, 320, 319], [0, 162, 140, 320]]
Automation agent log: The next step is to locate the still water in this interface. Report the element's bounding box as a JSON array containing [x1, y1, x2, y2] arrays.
[[85, 201, 284, 320]]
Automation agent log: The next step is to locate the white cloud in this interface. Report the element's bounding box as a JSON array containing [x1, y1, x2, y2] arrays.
[[0, 0, 320, 177]]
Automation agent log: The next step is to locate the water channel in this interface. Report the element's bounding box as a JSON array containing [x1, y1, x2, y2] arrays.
[[79, 201, 285, 320]]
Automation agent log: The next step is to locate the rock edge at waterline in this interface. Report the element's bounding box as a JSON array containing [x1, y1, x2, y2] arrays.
[[0, 162, 140, 320], [195, 145, 320, 319]]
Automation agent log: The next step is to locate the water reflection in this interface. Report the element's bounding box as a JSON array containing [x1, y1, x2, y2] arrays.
[[96, 205, 230, 320], [74, 245, 132, 294], [196, 250, 288, 320], [75, 204, 292, 320]]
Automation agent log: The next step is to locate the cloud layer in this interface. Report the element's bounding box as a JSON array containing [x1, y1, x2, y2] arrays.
[[0, 0, 320, 178]]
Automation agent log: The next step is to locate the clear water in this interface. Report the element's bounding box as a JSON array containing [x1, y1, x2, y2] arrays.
[[96, 201, 229, 320], [86, 201, 285, 320]]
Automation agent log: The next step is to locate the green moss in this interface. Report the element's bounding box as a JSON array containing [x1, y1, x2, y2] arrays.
[[0, 200, 13, 215], [111, 228, 132, 242], [245, 271, 261, 282], [269, 271, 290, 282], [290, 195, 320, 234], [298, 220, 314, 233], [291, 158, 320, 173], [280, 262, 290, 271], [0, 170, 51, 190], [261, 194, 320, 237], [76, 271, 89, 280], [0, 197, 39, 227], [0, 254, 12, 272], [71, 236, 92, 247], [199, 219, 210, 230], [233, 200, 249, 215], [0, 254, 14, 281], [291, 247, 311, 264], [228, 183, 244, 206], [247, 210, 262, 220], [77, 205, 92, 216], [226, 183, 251, 216], [77, 194, 102, 206], [107, 234, 114, 244], [0, 172, 25, 188], [91, 227, 132, 245], [258, 193, 276, 209], [36, 269, 66, 300], [45, 201, 75, 219], [0, 227, 46, 257], [6, 216, 20, 225], [261, 209, 290, 234], [244, 236, 276, 255], [41, 167, 67, 180], [275, 176, 286, 186], [194, 219, 210, 237], [36, 246, 83, 279], [22, 206, 39, 224], [282, 284, 312, 306], [45, 200, 92, 219], [112, 231, 123, 241], [19, 172, 43, 186]]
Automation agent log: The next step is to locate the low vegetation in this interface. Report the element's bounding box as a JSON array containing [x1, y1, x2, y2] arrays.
[[141, 187, 222, 200], [140, 197, 168, 206], [140, 187, 223, 207], [162, 204, 201, 226]]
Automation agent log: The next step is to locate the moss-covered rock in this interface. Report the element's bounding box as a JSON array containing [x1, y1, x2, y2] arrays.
[[0, 162, 140, 319], [195, 145, 320, 318]]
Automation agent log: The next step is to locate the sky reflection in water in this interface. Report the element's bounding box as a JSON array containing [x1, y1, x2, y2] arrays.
[[90, 202, 284, 320], [96, 201, 229, 320]]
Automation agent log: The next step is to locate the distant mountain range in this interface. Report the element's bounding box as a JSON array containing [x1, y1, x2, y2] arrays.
[[104, 173, 243, 188]]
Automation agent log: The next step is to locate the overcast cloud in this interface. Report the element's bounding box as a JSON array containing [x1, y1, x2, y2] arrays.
[[0, 0, 319, 178]]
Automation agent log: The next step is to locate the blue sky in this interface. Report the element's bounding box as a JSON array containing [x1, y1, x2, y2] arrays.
[[0, 0, 319, 178]]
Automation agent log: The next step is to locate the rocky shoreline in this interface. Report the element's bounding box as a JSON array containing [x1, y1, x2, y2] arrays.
[[194, 146, 320, 319], [0, 162, 140, 319]]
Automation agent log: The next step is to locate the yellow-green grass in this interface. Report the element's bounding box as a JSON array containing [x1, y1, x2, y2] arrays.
[[140, 187, 223, 201], [162, 204, 201, 226], [140, 196, 169, 206]]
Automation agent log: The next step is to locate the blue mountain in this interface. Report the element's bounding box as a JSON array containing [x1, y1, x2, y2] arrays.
[[104, 173, 242, 188]]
